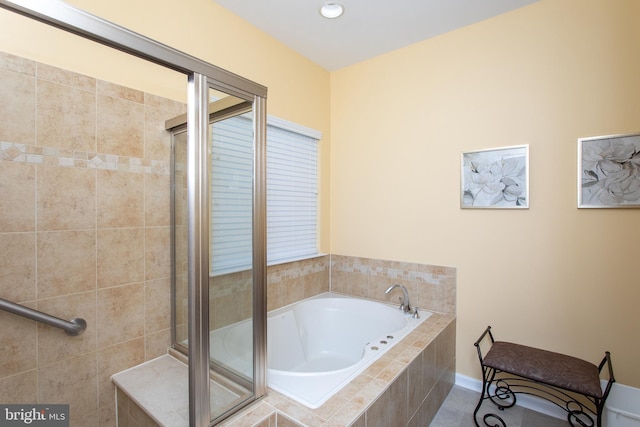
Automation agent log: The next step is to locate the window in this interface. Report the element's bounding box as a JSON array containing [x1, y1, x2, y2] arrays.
[[211, 114, 320, 275]]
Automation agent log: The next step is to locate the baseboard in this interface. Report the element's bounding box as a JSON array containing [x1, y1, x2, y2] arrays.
[[454, 373, 567, 420]]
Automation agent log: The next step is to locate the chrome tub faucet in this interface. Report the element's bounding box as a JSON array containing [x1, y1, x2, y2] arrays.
[[385, 284, 420, 318]]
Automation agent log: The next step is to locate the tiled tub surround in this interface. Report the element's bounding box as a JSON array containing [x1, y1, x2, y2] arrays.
[[180, 253, 452, 344], [225, 255, 457, 426], [0, 51, 184, 426], [115, 315, 455, 427], [174, 257, 331, 345], [117, 255, 456, 426], [330, 255, 456, 316]]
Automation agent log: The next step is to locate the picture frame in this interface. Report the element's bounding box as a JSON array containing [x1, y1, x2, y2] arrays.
[[461, 144, 529, 209], [578, 133, 640, 208]]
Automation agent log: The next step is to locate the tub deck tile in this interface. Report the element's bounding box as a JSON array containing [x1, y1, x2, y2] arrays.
[[361, 354, 394, 378], [377, 360, 407, 383]]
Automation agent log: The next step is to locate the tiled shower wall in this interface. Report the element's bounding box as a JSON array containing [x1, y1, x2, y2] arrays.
[[0, 51, 184, 426]]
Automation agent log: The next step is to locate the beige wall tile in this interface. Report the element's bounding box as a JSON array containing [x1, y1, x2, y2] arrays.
[[0, 68, 35, 144], [0, 309, 37, 376], [364, 386, 390, 427], [37, 291, 97, 366], [388, 369, 408, 426], [38, 352, 98, 420], [329, 255, 457, 315], [174, 275, 188, 343], [97, 338, 145, 409], [37, 63, 96, 92], [37, 165, 96, 231], [97, 283, 145, 349], [144, 105, 175, 161], [143, 93, 184, 113], [97, 228, 145, 288], [144, 329, 171, 361], [0, 51, 36, 75], [422, 341, 437, 396], [97, 80, 144, 104], [37, 79, 96, 151], [302, 270, 330, 298], [0, 162, 36, 232], [0, 370, 37, 403], [0, 232, 36, 302], [97, 170, 144, 228], [144, 226, 170, 281], [37, 230, 96, 298], [144, 173, 170, 226], [435, 319, 456, 378], [266, 279, 284, 312], [281, 277, 305, 307], [97, 94, 144, 157], [265, 256, 330, 311], [211, 286, 252, 328], [97, 404, 116, 427], [407, 351, 425, 417], [75, 410, 100, 427], [416, 281, 447, 314], [145, 278, 171, 334]]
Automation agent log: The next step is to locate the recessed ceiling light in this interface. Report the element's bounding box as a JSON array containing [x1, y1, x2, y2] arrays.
[[320, 2, 344, 19]]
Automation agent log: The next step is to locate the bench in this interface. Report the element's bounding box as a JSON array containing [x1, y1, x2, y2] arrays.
[[473, 326, 615, 427]]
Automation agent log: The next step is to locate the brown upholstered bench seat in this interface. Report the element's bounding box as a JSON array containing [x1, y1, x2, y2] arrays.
[[473, 326, 615, 427], [483, 341, 603, 398]]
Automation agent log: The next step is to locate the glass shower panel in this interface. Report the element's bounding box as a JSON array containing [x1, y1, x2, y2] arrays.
[[171, 90, 256, 423], [208, 90, 255, 421]]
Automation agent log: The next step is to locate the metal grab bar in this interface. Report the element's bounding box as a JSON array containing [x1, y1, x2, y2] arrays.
[[0, 298, 87, 336]]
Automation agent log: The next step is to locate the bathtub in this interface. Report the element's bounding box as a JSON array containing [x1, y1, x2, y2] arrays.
[[267, 292, 429, 408], [207, 292, 430, 408]]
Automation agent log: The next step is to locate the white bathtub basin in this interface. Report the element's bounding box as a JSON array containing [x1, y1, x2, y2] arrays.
[[267, 292, 429, 408]]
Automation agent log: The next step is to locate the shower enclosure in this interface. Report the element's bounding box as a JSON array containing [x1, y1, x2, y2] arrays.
[[0, 1, 268, 426], [168, 92, 267, 423]]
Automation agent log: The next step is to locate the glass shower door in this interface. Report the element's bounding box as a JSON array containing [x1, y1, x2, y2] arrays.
[[208, 93, 255, 419], [171, 90, 262, 424]]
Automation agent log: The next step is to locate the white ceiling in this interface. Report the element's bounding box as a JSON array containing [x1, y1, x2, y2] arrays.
[[213, 0, 539, 71]]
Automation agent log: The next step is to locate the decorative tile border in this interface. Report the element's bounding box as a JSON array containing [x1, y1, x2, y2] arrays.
[[0, 141, 169, 175], [330, 254, 455, 283], [266, 255, 329, 283], [329, 254, 457, 315]]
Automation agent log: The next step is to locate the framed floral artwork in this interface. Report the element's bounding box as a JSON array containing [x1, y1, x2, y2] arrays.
[[461, 145, 529, 209], [578, 133, 640, 208]]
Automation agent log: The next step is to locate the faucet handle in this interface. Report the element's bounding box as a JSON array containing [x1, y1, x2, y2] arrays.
[[410, 306, 420, 319]]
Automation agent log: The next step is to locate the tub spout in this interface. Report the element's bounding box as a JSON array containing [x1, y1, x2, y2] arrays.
[[385, 284, 412, 314]]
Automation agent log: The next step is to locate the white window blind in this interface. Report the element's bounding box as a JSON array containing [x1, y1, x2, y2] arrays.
[[211, 115, 254, 274], [211, 115, 320, 275]]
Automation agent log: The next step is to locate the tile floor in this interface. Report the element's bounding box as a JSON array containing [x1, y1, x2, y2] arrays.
[[430, 386, 571, 426]]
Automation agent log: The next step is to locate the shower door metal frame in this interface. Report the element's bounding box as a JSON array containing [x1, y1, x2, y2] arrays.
[[0, 1, 268, 426]]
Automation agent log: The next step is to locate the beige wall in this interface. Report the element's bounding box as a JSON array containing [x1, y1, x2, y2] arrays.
[[330, 0, 640, 387]]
